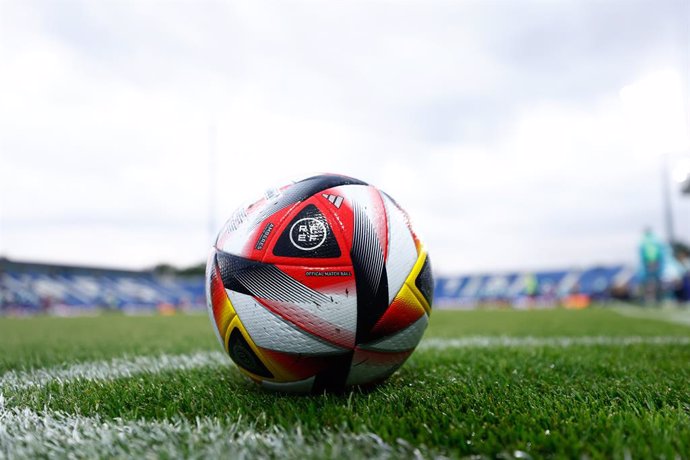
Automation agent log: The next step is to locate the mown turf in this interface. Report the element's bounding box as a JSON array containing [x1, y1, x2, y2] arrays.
[[9, 344, 690, 458], [0, 313, 217, 373], [2, 308, 689, 373], [2, 308, 690, 458]]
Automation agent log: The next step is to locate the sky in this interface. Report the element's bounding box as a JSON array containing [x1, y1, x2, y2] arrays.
[[1, 0, 689, 274]]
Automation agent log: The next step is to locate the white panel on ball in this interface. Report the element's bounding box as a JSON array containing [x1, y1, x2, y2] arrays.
[[381, 193, 418, 305], [360, 314, 428, 353], [262, 376, 316, 393], [227, 290, 346, 354], [345, 358, 405, 386]]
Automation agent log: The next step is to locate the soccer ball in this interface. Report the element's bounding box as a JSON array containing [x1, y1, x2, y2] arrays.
[[205, 174, 433, 393]]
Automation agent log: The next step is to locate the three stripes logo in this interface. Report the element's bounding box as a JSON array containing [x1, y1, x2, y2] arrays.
[[322, 193, 344, 208]]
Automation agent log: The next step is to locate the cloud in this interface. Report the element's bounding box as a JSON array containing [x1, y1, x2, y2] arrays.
[[0, 0, 688, 271]]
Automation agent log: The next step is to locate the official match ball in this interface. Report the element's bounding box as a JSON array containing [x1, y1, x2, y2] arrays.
[[205, 174, 433, 393]]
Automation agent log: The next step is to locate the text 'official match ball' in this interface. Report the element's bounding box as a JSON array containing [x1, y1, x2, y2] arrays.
[[205, 174, 433, 393]]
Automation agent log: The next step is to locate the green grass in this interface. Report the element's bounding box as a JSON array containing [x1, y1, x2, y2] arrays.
[[0, 313, 217, 373], [2, 307, 690, 458], [2, 309, 688, 373]]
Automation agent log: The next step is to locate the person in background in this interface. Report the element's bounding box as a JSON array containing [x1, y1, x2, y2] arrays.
[[671, 244, 690, 305], [524, 273, 539, 308], [639, 228, 664, 305]]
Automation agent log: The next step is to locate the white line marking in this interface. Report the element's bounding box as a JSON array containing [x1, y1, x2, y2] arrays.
[[418, 335, 690, 350], [0, 399, 419, 459], [613, 306, 690, 327], [0, 351, 228, 393], [2, 336, 688, 394]]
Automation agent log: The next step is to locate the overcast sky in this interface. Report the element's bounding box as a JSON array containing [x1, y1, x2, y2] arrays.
[[1, 0, 689, 274]]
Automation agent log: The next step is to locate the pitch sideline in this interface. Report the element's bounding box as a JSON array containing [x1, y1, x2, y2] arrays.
[[420, 335, 690, 350], [0, 351, 228, 394], [612, 305, 690, 327]]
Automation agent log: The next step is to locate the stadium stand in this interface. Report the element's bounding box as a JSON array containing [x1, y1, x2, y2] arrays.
[[434, 265, 638, 308], [1, 258, 639, 315], [0, 259, 205, 316]]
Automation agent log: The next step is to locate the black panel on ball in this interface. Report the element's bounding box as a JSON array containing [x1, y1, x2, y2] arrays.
[[415, 255, 434, 307], [215, 251, 258, 296], [216, 250, 332, 305], [353, 260, 389, 344], [252, 174, 368, 229], [296, 174, 368, 192], [227, 328, 273, 378], [312, 351, 354, 393], [349, 203, 390, 344], [273, 174, 367, 215]]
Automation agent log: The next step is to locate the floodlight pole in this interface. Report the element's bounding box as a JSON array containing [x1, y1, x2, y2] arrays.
[[208, 123, 217, 245], [662, 153, 675, 244]]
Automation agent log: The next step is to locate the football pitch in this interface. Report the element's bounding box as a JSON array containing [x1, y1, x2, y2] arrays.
[[1, 308, 689, 459]]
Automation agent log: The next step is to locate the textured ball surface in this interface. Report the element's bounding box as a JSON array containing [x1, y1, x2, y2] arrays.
[[205, 174, 433, 393]]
